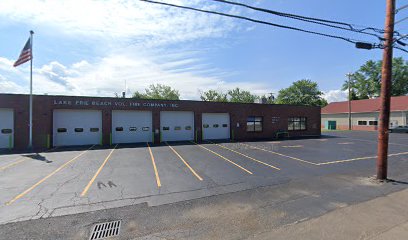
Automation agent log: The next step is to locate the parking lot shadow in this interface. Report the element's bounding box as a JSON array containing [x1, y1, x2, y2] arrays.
[[24, 153, 52, 163]]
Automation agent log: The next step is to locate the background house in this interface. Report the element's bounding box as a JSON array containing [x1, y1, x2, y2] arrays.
[[322, 96, 408, 131]]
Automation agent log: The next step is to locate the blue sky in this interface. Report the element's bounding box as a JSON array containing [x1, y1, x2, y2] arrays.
[[0, 0, 406, 102]]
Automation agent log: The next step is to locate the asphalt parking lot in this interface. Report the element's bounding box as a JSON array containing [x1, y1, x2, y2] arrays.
[[0, 131, 408, 227]]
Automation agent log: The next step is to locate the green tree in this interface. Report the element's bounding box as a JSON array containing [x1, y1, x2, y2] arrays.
[[276, 79, 328, 107], [200, 90, 228, 102], [259, 94, 275, 104], [132, 84, 180, 100], [227, 87, 258, 103], [342, 57, 408, 99]]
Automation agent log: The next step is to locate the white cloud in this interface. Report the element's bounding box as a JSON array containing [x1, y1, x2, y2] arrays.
[[0, 0, 242, 47], [323, 89, 347, 103], [0, 52, 273, 99], [0, 0, 266, 98]]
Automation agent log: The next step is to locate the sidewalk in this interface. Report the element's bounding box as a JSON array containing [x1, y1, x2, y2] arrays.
[[251, 187, 408, 240]]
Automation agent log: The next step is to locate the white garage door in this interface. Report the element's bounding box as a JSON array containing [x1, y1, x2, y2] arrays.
[[202, 113, 230, 140], [53, 109, 102, 147], [112, 110, 152, 144], [0, 109, 14, 149], [161, 111, 194, 142]]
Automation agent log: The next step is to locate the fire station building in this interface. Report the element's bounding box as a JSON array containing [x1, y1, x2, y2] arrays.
[[0, 94, 321, 150]]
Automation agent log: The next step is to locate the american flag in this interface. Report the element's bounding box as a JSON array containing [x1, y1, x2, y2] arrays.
[[13, 38, 32, 67]]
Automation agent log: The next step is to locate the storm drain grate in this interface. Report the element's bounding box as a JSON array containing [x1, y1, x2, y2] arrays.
[[90, 220, 121, 240]]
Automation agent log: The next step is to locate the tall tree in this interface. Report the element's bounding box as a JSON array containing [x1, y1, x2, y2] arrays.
[[132, 84, 180, 100], [200, 90, 228, 102], [276, 79, 328, 107], [227, 87, 258, 103], [342, 57, 408, 99]]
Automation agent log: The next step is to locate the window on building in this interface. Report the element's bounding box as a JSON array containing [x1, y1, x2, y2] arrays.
[[57, 128, 67, 133], [162, 127, 170, 131], [129, 127, 137, 131], [358, 121, 367, 126], [90, 128, 99, 132], [222, 124, 228, 128], [213, 124, 219, 128], [288, 117, 307, 131], [115, 127, 124, 131], [74, 128, 84, 132], [247, 116, 263, 132], [1, 129, 13, 134], [272, 117, 280, 124], [174, 126, 181, 130], [142, 127, 149, 131], [203, 124, 209, 128], [185, 126, 192, 130], [369, 121, 378, 126]]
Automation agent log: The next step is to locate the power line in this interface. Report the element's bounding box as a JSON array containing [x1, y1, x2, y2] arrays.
[[394, 46, 408, 53], [396, 4, 408, 13], [212, 0, 387, 39], [139, 0, 379, 46]]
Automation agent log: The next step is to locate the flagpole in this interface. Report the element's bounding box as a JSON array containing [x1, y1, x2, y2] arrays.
[[28, 30, 34, 149]]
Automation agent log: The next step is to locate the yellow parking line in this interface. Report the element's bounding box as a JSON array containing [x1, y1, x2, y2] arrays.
[[239, 143, 318, 166], [0, 158, 27, 171], [0, 156, 23, 162], [166, 142, 203, 181], [0, 147, 58, 171], [318, 151, 408, 165], [81, 144, 118, 196], [209, 141, 280, 170], [147, 142, 161, 187], [190, 141, 253, 174], [6, 145, 94, 205]]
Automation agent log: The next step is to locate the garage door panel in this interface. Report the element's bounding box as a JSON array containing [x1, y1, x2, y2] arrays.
[[53, 110, 102, 147], [161, 111, 194, 142], [202, 113, 230, 140], [112, 111, 152, 144], [0, 109, 14, 149]]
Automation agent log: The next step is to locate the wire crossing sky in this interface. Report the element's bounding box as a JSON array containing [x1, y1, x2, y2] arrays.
[[0, 0, 406, 103]]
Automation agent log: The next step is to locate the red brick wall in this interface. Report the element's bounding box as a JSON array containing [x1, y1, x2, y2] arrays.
[[0, 94, 321, 149]]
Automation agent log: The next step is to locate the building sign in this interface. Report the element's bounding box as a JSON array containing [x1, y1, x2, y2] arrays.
[[53, 99, 179, 108]]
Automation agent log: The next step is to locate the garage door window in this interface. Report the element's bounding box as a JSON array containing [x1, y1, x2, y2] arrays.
[[222, 124, 228, 128], [129, 127, 137, 131], [163, 127, 170, 131], [57, 128, 67, 133], [203, 124, 209, 128], [213, 124, 219, 128], [369, 121, 378, 126], [247, 116, 263, 132], [90, 128, 99, 132], [74, 128, 84, 132], [358, 121, 367, 126], [174, 126, 181, 130], [288, 117, 307, 131], [142, 127, 150, 131], [115, 127, 124, 131], [1, 129, 12, 134], [185, 126, 192, 130]]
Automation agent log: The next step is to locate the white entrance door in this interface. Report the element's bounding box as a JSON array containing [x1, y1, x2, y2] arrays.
[[0, 109, 13, 149], [112, 110, 152, 144], [202, 113, 230, 140], [53, 109, 102, 147], [160, 111, 194, 142]]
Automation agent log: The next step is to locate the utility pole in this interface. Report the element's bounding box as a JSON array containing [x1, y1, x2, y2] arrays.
[[346, 73, 353, 130], [377, 0, 395, 180]]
